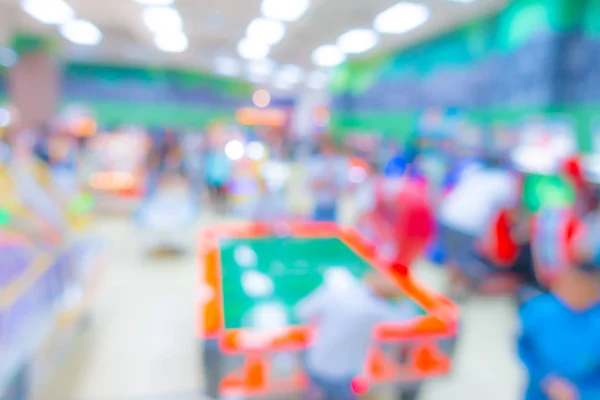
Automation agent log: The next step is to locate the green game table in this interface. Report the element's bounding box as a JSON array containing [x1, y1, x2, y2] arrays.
[[198, 222, 458, 398]]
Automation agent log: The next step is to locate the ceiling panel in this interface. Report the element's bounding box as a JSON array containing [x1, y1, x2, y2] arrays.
[[0, 0, 508, 91]]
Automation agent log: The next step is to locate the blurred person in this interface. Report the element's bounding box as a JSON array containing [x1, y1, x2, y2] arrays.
[[308, 136, 347, 222], [48, 128, 80, 199], [182, 132, 206, 201], [356, 156, 435, 267], [145, 128, 181, 200], [437, 153, 521, 299], [204, 141, 233, 214], [252, 160, 292, 223], [136, 169, 197, 252], [519, 208, 600, 400], [296, 271, 419, 400]]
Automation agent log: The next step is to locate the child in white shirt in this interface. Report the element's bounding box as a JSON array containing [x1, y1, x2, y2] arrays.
[[296, 271, 418, 400]]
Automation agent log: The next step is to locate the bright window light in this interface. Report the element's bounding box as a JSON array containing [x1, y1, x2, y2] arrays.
[[0, 48, 18, 68], [154, 31, 188, 52], [262, 0, 310, 22], [214, 56, 241, 77], [22, 0, 74, 25], [247, 18, 286, 45], [312, 45, 346, 67], [135, 0, 174, 5], [374, 2, 430, 34], [60, 20, 103, 46], [143, 6, 183, 33], [238, 38, 270, 60], [337, 29, 378, 54], [225, 140, 245, 161], [248, 59, 276, 76], [276, 64, 303, 85], [307, 70, 328, 90]]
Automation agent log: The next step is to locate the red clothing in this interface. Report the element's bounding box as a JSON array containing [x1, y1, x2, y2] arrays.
[[389, 180, 435, 269]]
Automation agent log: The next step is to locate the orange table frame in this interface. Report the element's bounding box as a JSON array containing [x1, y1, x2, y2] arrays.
[[197, 222, 459, 397]]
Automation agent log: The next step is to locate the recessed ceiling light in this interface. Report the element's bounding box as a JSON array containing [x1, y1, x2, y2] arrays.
[[374, 2, 429, 34], [261, 0, 310, 22], [276, 64, 303, 85], [60, 20, 103, 46], [246, 18, 286, 45], [214, 56, 241, 77], [248, 72, 268, 84], [135, 0, 174, 5], [307, 70, 329, 90], [337, 29, 378, 54], [0, 48, 18, 68], [273, 78, 294, 90], [312, 45, 346, 67], [248, 59, 276, 76], [22, 0, 74, 25], [154, 31, 188, 53], [237, 38, 270, 60], [143, 6, 183, 33]]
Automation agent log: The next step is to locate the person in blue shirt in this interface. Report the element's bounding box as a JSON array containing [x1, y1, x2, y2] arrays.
[[520, 209, 600, 400], [204, 145, 233, 214]]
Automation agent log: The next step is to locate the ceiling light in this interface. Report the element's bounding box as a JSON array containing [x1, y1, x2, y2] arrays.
[[135, 0, 174, 5], [214, 56, 241, 77], [248, 72, 268, 84], [22, 0, 74, 25], [253, 89, 271, 108], [247, 18, 286, 45], [60, 20, 103, 46], [0, 48, 18, 68], [374, 2, 429, 34], [248, 59, 276, 76], [261, 0, 310, 22], [238, 38, 269, 60], [276, 64, 303, 84], [273, 77, 294, 90], [307, 70, 328, 90], [154, 31, 188, 52], [225, 140, 245, 161], [337, 29, 378, 54], [312, 45, 346, 67], [143, 6, 183, 33], [247, 142, 266, 161]]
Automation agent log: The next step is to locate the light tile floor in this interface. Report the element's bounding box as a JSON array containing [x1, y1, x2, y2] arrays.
[[41, 212, 526, 400]]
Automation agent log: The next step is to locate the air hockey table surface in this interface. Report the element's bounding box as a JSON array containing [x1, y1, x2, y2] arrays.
[[197, 222, 458, 397]]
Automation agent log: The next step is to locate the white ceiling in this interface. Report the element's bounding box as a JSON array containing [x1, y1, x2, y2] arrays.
[[0, 0, 507, 90]]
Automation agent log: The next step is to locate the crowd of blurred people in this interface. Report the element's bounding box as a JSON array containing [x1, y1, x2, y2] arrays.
[[4, 106, 600, 399]]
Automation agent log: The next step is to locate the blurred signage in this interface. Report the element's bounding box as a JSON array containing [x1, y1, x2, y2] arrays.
[[235, 108, 288, 127]]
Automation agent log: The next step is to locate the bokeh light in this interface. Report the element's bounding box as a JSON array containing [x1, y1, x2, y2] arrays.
[[252, 89, 271, 109], [225, 139, 245, 160]]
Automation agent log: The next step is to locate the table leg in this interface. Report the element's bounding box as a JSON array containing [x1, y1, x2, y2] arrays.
[[202, 339, 223, 399]]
